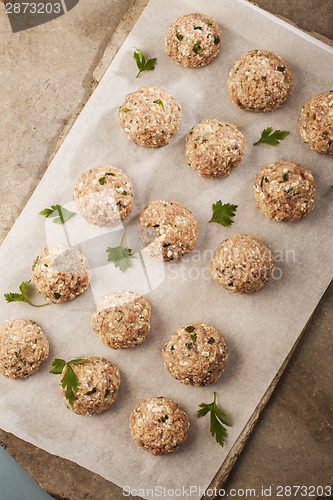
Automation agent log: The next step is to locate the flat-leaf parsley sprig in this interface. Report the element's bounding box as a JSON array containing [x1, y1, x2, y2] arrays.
[[197, 392, 230, 447], [209, 201, 238, 227], [50, 358, 89, 407], [106, 232, 136, 272], [39, 205, 76, 224], [254, 127, 289, 146], [4, 280, 50, 308], [133, 47, 157, 78]]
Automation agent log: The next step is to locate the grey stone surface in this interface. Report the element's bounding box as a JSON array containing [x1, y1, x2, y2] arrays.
[[0, 1, 332, 499]]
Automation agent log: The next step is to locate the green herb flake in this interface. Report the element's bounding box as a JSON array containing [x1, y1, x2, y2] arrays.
[[175, 31, 184, 41], [153, 99, 163, 107], [209, 200, 238, 227], [214, 36, 220, 44], [122, 107, 130, 112], [193, 25, 203, 30], [39, 205, 76, 224], [133, 47, 156, 78], [54, 293, 61, 300], [185, 325, 195, 333], [283, 172, 289, 182], [254, 127, 289, 146], [197, 392, 230, 447], [99, 177, 107, 185], [105, 172, 115, 176], [190, 333, 197, 342], [208, 337, 215, 344], [106, 232, 136, 272], [85, 387, 97, 396], [4, 280, 50, 308], [32, 256, 39, 271], [193, 41, 202, 53], [277, 66, 286, 72]]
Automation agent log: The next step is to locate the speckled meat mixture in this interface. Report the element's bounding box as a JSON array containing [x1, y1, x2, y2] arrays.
[[211, 234, 275, 294], [254, 161, 316, 222], [129, 397, 189, 455], [119, 86, 182, 148], [164, 13, 222, 68], [73, 165, 133, 227], [186, 119, 246, 178], [228, 49, 293, 112], [32, 245, 90, 303], [138, 200, 199, 262], [0, 319, 49, 379], [59, 356, 120, 416], [91, 291, 151, 349], [162, 322, 228, 386], [299, 91, 333, 154]]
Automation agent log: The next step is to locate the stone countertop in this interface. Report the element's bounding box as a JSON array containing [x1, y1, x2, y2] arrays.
[[0, 1, 332, 499]]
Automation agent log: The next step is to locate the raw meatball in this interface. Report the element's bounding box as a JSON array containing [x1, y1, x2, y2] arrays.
[[254, 161, 316, 222], [211, 234, 274, 294], [186, 119, 246, 178], [73, 166, 133, 227], [119, 86, 182, 148], [0, 319, 48, 379], [228, 49, 293, 112], [138, 200, 199, 262], [32, 245, 90, 303], [162, 322, 228, 386], [91, 291, 151, 349], [129, 397, 189, 455], [164, 13, 222, 68], [59, 356, 120, 416], [299, 91, 333, 154]]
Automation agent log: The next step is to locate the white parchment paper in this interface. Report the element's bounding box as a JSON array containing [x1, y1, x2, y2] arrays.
[[0, 0, 332, 498]]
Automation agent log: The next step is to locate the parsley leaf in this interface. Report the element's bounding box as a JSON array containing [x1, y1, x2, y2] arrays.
[[50, 357, 89, 407], [4, 280, 50, 308], [254, 127, 289, 146], [106, 232, 136, 272], [209, 201, 238, 227], [193, 41, 202, 53], [39, 205, 76, 224], [133, 47, 156, 78], [197, 392, 230, 447]]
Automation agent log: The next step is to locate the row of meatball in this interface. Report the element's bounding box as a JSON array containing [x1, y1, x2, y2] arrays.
[[119, 85, 333, 157]]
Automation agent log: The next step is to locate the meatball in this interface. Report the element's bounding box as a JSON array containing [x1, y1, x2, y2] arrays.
[[162, 323, 228, 386], [129, 397, 189, 455], [186, 119, 246, 178], [59, 356, 120, 416], [211, 234, 275, 294], [254, 161, 316, 222], [299, 91, 333, 154], [0, 319, 49, 379], [32, 245, 90, 303], [119, 86, 182, 148], [138, 200, 199, 262], [73, 166, 133, 227], [91, 291, 151, 349], [164, 13, 222, 68], [228, 49, 293, 112]]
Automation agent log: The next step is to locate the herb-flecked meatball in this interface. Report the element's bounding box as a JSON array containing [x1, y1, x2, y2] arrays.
[[211, 234, 275, 294], [138, 200, 199, 262], [162, 323, 229, 386], [186, 119, 246, 178], [228, 49, 293, 112], [119, 86, 182, 148], [73, 165, 133, 227], [129, 397, 189, 455], [59, 356, 120, 416], [254, 161, 316, 222], [32, 245, 90, 303], [299, 91, 333, 154], [164, 13, 222, 68], [91, 291, 151, 349], [0, 319, 49, 379]]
